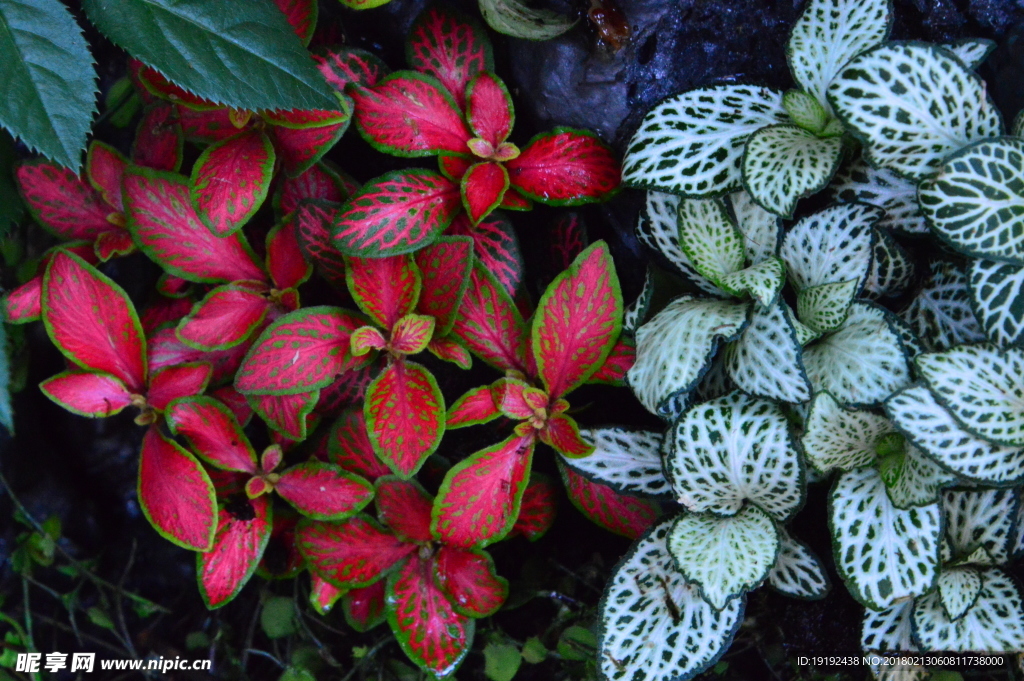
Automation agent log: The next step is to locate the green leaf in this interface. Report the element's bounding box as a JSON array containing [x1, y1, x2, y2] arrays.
[[827, 43, 1003, 180], [623, 85, 787, 196], [741, 124, 843, 217], [912, 568, 1024, 651], [261, 596, 297, 639], [831, 157, 929, 235], [0, 0, 97, 170], [782, 90, 830, 135], [556, 625, 596, 661], [564, 427, 670, 498], [901, 261, 985, 352], [767, 526, 829, 600], [483, 642, 521, 681], [802, 391, 892, 473], [81, 0, 338, 112], [520, 637, 546, 664], [936, 567, 982, 621], [668, 506, 780, 610], [796, 280, 859, 334], [477, 0, 575, 40], [723, 300, 811, 403]]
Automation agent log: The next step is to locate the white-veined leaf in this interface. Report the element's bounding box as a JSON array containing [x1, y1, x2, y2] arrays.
[[741, 124, 843, 217], [803, 302, 912, 407], [666, 391, 803, 521], [883, 445, 957, 510], [1014, 110, 1024, 138], [598, 519, 744, 681], [628, 296, 749, 417], [767, 526, 829, 600], [562, 428, 669, 498], [831, 158, 930, 235], [718, 258, 786, 308], [916, 345, 1024, 447], [623, 268, 654, 335], [912, 568, 1024, 652], [901, 261, 985, 352], [676, 196, 745, 283], [782, 90, 831, 135], [623, 85, 787, 196], [729, 190, 781, 264], [827, 43, 1003, 180], [692, 353, 737, 404], [636, 191, 721, 295], [786, 0, 891, 111], [802, 391, 892, 473], [781, 203, 880, 291], [937, 566, 982, 621], [942, 38, 995, 70], [1013, 494, 1024, 559], [969, 258, 1024, 347], [865, 229, 914, 299], [918, 137, 1024, 265], [942, 489, 1018, 565], [797, 279, 859, 334], [723, 300, 811, 403], [885, 384, 1024, 486], [830, 468, 941, 609], [887, 312, 925, 362], [667, 506, 779, 610], [785, 303, 822, 346], [862, 602, 928, 681]]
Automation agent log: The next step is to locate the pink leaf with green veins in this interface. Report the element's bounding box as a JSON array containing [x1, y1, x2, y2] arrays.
[[273, 0, 317, 45], [146, 363, 212, 411], [387, 553, 474, 678], [446, 385, 499, 429], [93, 229, 135, 261], [310, 573, 346, 615], [315, 47, 390, 94], [587, 336, 635, 385], [177, 284, 269, 351], [532, 242, 622, 399], [375, 476, 434, 543], [4, 277, 42, 324], [506, 129, 621, 205], [124, 169, 265, 284], [297, 514, 415, 588], [431, 434, 536, 548], [266, 219, 312, 289], [435, 546, 507, 617], [198, 495, 272, 608], [140, 295, 192, 335], [461, 161, 508, 225], [415, 236, 474, 336], [16, 160, 113, 240], [166, 396, 258, 473], [328, 409, 392, 482], [466, 73, 513, 147], [138, 427, 217, 551], [559, 463, 658, 539], [269, 120, 348, 178], [178, 106, 241, 144], [42, 251, 147, 392], [333, 170, 461, 257], [495, 378, 543, 420], [345, 255, 421, 329], [350, 74, 471, 157], [446, 213, 523, 295], [344, 581, 386, 631], [351, 326, 388, 356], [211, 386, 253, 425], [40, 371, 133, 418], [274, 462, 374, 520], [428, 337, 472, 369], [148, 327, 248, 386], [541, 414, 594, 458], [294, 200, 347, 287], [276, 162, 348, 217], [511, 477, 558, 541], [451, 265, 530, 374], [407, 5, 493, 109], [365, 361, 445, 479], [391, 314, 435, 355], [190, 130, 275, 236], [234, 306, 365, 395], [248, 390, 319, 441], [86, 141, 127, 214], [133, 104, 183, 172]]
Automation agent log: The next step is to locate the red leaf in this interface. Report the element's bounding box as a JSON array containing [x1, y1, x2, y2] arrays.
[[146, 363, 212, 411], [40, 371, 133, 418], [461, 161, 507, 225], [559, 463, 658, 539], [587, 335, 635, 385], [344, 581, 386, 631], [499, 187, 532, 211], [541, 414, 594, 458], [275, 461, 374, 520], [375, 476, 433, 543], [310, 573, 346, 615], [211, 385, 253, 425], [124, 169, 265, 284], [276, 162, 348, 217], [387, 553, 473, 677], [274, 0, 317, 45], [294, 200, 347, 287], [249, 391, 319, 441], [350, 74, 471, 157], [42, 251, 147, 392], [532, 242, 622, 398], [86, 141, 127, 214], [447, 213, 523, 295], [427, 337, 472, 369], [345, 255, 421, 329], [178, 106, 242, 143], [190, 130, 275, 236], [148, 327, 248, 386], [177, 285, 269, 352], [138, 427, 217, 551], [135, 66, 219, 110], [235, 306, 365, 394], [266, 218, 313, 289], [431, 434, 536, 548], [391, 314, 435, 355], [16, 160, 112, 240], [263, 108, 349, 128], [506, 129, 620, 205], [166, 396, 258, 474], [269, 120, 348, 177], [439, 153, 472, 182], [157, 273, 191, 298], [495, 378, 545, 420], [4, 277, 42, 323], [317, 367, 374, 416], [93, 229, 135, 261], [407, 6, 492, 109], [133, 104, 183, 172], [328, 409, 392, 481], [298, 514, 415, 587], [139, 293, 190, 337], [550, 212, 587, 271], [466, 73, 513, 147], [315, 47, 390, 93], [450, 265, 530, 374], [333, 170, 461, 257], [198, 495, 272, 608], [511, 477, 558, 541], [446, 385, 499, 429], [365, 361, 445, 478], [434, 546, 507, 617]]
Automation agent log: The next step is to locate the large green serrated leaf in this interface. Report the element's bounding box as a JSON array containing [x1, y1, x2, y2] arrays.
[[0, 0, 97, 170], [797, 279, 859, 334], [781, 203, 880, 293], [767, 526, 829, 600], [564, 428, 670, 499], [723, 300, 811, 403], [918, 138, 1024, 265], [830, 468, 941, 609], [865, 229, 914, 299], [883, 445, 957, 510], [718, 258, 786, 308], [668, 506, 780, 610], [81, 0, 338, 112], [831, 158, 930, 235], [936, 567, 982, 621], [912, 568, 1024, 651], [827, 43, 1003, 180], [862, 602, 928, 681], [886, 385, 1024, 486], [804, 302, 911, 407], [969, 258, 1024, 347], [942, 489, 1017, 565], [786, 0, 891, 111], [802, 392, 892, 473], [623, 85, 787, 196], [729, 190, 782, 264], [915, 345, 1024, 447], [598, 519, 743, 681], [741, 124, 843, 217], [667, 391, 803, 521], [943, 38, 994, 70], [627, 296, 749, 416], [676, 196, 745, 285], [636, 191, 721, 295], [901, 261, 985, 352]]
